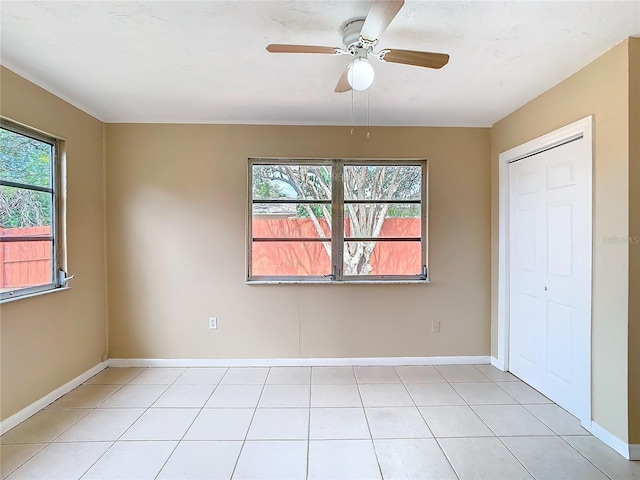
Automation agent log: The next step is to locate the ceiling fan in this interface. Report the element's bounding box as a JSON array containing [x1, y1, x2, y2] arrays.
[[266, 0, 450, 93]]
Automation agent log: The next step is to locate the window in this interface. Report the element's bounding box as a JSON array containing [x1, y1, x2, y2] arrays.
[[0, 119, 64, 300], [248, 158, 427, 282]]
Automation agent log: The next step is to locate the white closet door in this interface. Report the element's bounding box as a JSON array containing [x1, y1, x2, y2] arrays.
[[509, 137, 591, 420]]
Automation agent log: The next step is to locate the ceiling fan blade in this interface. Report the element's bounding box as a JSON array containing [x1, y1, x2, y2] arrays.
[[360, 0, 405, 43], [379, 49, 450, 69], [266, 44, 340, 54], [334, 67, 352, 93]]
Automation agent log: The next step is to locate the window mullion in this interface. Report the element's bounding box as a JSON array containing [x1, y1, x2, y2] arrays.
[[0, 180, 54, 193], [331, 160, 344, 280]]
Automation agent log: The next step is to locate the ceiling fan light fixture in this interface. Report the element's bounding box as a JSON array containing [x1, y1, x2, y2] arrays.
[[347, 57, 375, 91]]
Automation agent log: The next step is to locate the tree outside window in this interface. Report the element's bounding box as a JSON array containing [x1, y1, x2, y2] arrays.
[[249, 159, 427, 282]]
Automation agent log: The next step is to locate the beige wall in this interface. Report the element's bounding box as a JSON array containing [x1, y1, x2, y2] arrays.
[[628, 37, 640, 444], [0, 67, 107, 420], [491, 40, 632, 441], [105, 125, 491, 359]]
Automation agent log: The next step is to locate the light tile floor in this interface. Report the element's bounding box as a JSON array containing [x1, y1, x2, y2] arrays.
[[1, 365, 639, 480]]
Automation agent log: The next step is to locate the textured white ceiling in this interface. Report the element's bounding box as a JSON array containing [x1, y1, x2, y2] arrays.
[[1, 1, 639, 126]]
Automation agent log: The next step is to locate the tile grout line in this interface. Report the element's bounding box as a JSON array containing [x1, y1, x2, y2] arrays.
[[469, 368, 596, 478], [193, 367, 229, 410], [152, 393, 219, 477], [432, 437, 464, 480], [3, 367, 149, 479], [471, 364, 554, 480], [433, 365, 539, 479], [0, 443, 47, 479], [556, 435, 615, 480], [79, 366, 187, 479], [49, 368, 154, 479], [306, 370, 312, 480], [106, 368, 183, 478], [465, 397, 537, 478], [394, 366, 437, 438], [74, 366, 152, 479], [495, 435, 541, 480], [397, 366, 460, 480], [520, 404, 582, 436], [151, 365, 230, 479], [228, 367, 270, 480], [354, 366, 385, 480]]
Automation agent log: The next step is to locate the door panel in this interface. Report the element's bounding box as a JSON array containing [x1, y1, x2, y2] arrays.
[[547, 161, 574, 189], [546, 301, 574, 384], [511, 292, 538, 365], [547, 204, 573, 277], [516, 205, 538, 271]]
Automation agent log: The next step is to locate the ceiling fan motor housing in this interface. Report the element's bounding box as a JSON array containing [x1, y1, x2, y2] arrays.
[[342, 19, 370, 53]]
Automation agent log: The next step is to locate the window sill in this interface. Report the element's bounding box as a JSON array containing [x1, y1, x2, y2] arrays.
[[246, 280, 430, 285], [0, 286, 71, 304]]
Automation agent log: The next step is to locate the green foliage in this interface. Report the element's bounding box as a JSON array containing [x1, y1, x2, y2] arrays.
[[252, 171, 286, 199], [387, 204, 420, 218], [0, 129, 51, 186], [253, 164, 332, 202], [0, 128, 53, 228], [297, 204, 331, 219]]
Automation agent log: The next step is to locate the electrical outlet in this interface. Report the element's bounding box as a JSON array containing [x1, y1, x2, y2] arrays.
[[431, 321, 440, 333], [209, 317, 217, 329]]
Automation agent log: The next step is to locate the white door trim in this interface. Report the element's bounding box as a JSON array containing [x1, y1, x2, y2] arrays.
[[497, 115, 593, 425]]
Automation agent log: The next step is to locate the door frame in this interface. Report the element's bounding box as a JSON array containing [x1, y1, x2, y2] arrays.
[[496, 115, 593, 425]]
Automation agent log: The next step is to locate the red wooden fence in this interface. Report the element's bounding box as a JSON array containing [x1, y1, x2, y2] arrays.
[[0, 226, 52, 289], [0, 218, 422, 289], [252, 217, 422, 276]]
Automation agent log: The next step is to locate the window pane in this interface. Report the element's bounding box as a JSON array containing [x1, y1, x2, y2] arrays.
[[252, 164, 331, 201], [252, 241, 331, 276], [253, 204, 331, 239], [343, 165, 421, 201], [0, 128, 52, 188], [0, 186, 53, 229], [0, 240, 53, 291], [344, 203, 420, 238], [344, 241, 422, 276]]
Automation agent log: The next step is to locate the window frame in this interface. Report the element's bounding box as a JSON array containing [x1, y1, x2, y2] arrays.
[[1, 118, 63, 301], [247, 158, 428, 283]]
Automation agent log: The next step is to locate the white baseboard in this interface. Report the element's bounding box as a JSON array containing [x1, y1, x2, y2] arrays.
[[586, 421, 634, 460], [629, 444, 640, 461], [490, 356, 501, 369], [108, 355, 491, 368], [0, 361, 108, 435]]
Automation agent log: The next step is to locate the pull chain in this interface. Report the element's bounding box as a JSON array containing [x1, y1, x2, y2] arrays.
[[366, 87, 370, 138], [350, 63, 355, 135]]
